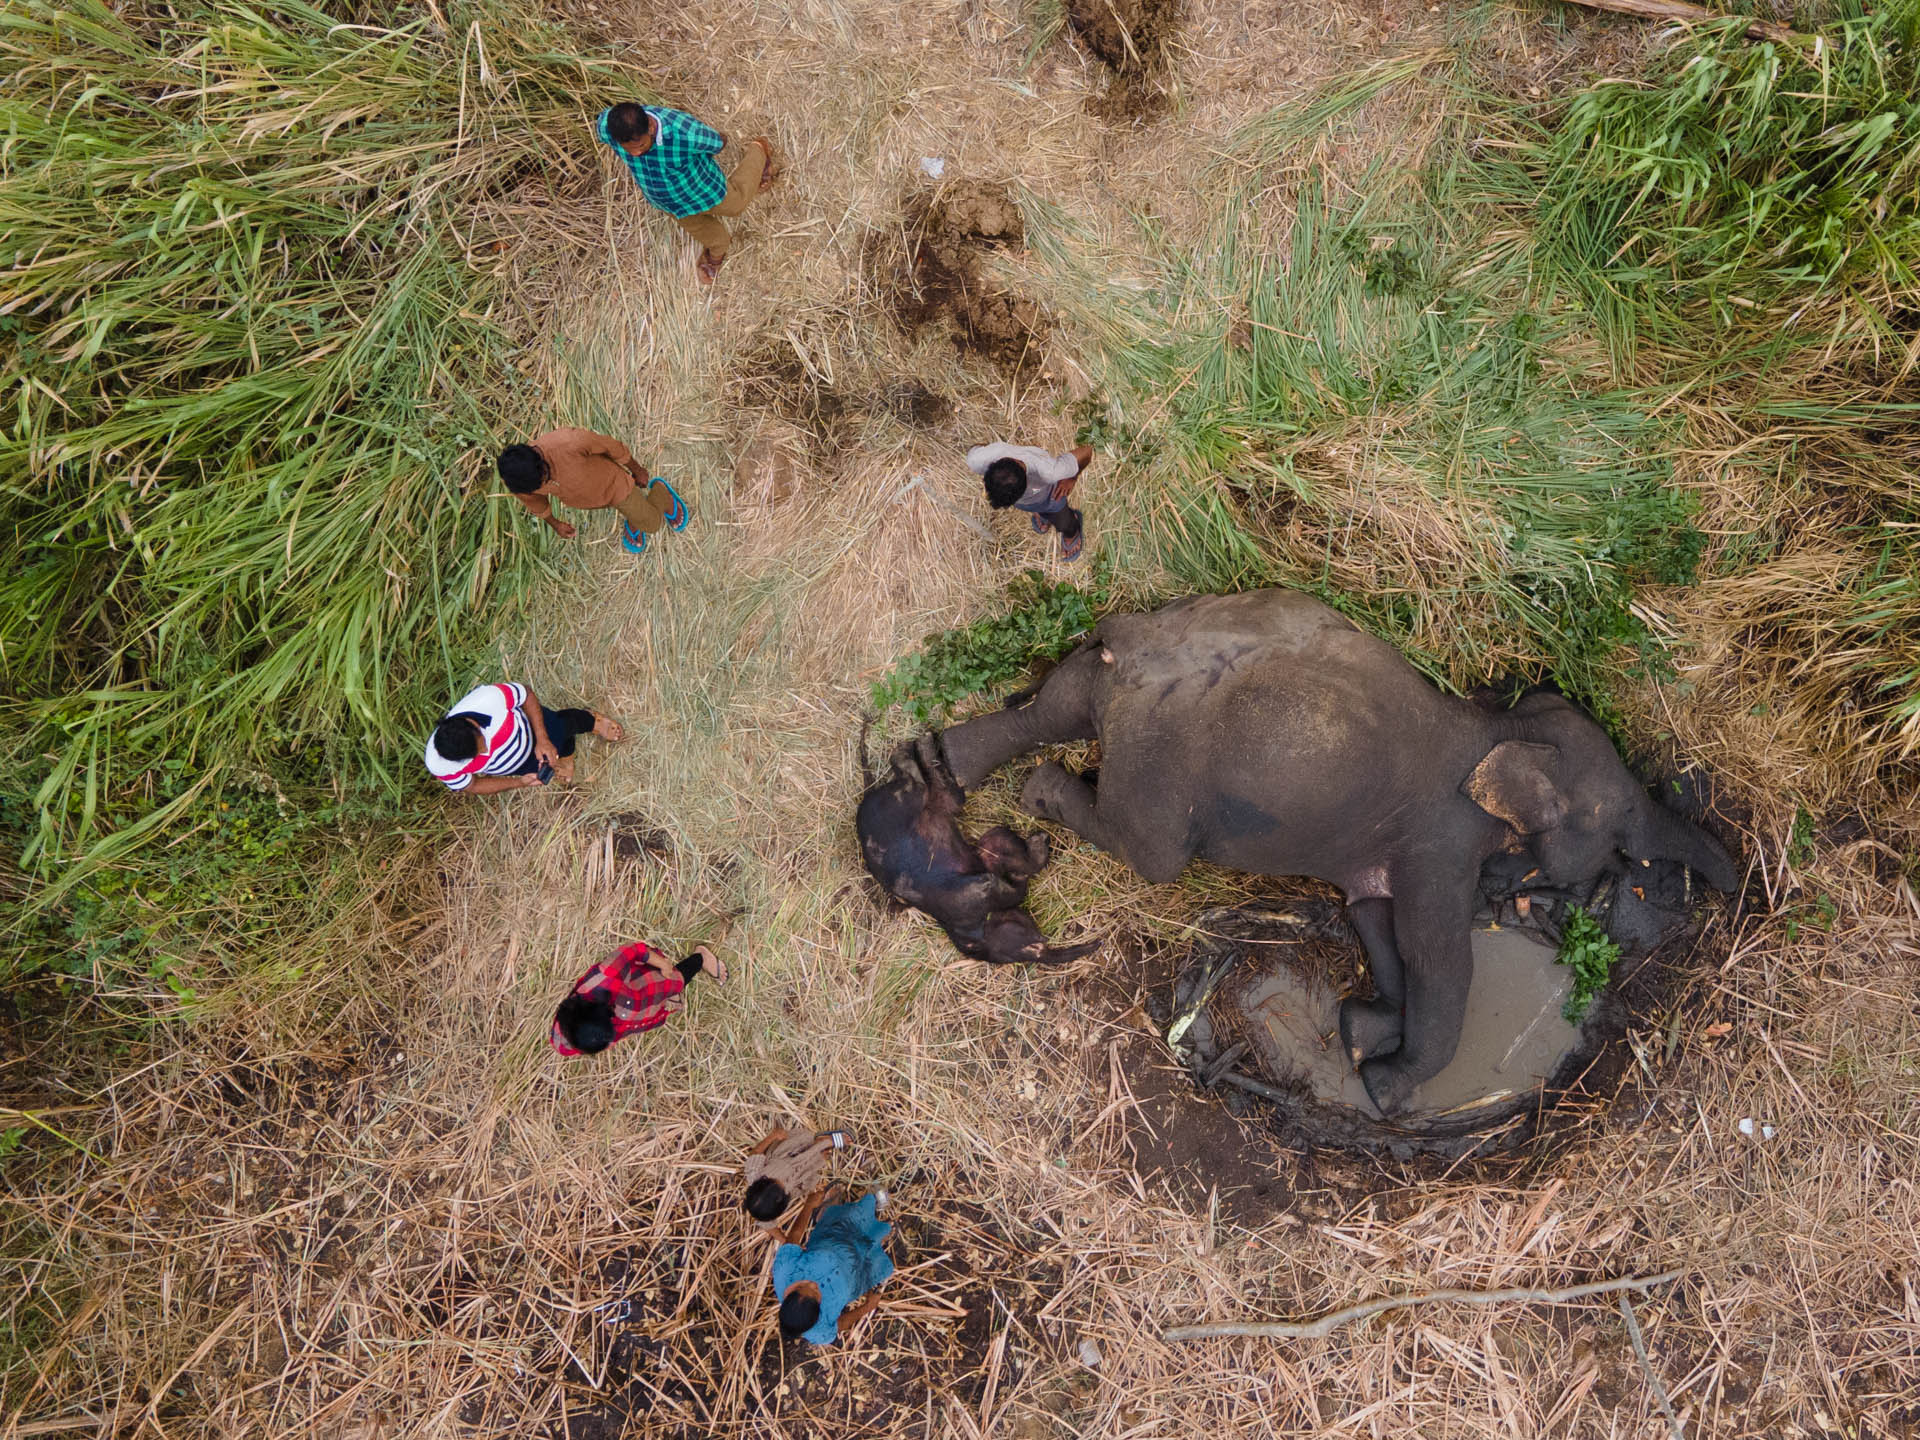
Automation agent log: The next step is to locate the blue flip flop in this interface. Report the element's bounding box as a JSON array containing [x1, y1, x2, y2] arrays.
[[650, 476, 690, 532], [621, 521, 648, 556], [1030, 513, 1050, 535]]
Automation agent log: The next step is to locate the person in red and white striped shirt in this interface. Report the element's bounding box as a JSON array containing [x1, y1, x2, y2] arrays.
[[424, 681, 625, 795]]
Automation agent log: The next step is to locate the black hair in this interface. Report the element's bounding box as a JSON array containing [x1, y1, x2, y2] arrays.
[[778, 1290, 821, 1340], [604, 102, 650, 144], [432, 713, 486, 761], [496, 445, 548, 494], [554, 992, 618, 1054], [981, 458, 1028, 509], [743, 1176, 790, 1222]]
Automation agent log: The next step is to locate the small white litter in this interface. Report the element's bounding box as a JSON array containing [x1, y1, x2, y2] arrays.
[[919, 156, 946, 179], [1078, 1338, 1104, 1368], [1737, 1117, 1777, 1141]]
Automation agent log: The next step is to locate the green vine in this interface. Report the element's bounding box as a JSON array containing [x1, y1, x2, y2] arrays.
[[872, 565, 1111, 723]]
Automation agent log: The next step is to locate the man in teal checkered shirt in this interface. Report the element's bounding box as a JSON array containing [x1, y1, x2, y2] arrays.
[[597, 102, 780, 283]]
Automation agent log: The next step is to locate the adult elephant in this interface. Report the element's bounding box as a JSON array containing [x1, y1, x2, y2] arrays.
[[937, 589, 1739, 1115]]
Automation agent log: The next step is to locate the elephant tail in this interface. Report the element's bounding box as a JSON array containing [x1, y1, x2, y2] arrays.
[[857, 711, 877, 791], [1037, 935, 1102, 966]]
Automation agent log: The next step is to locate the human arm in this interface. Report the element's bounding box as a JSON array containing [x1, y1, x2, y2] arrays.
[[460, 772, 544, 795], [1051, 446, 1093, 500], [518, 684, 560, 770], [837, 1292, 882, 1338], [747, 1128, 791, 1158], [681, 113, 725, 155], [511, 487, 576, 538], [589, 432, 648, 484]]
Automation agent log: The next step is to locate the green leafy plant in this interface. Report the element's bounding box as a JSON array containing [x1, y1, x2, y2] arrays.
[[872, 566, 1111, 723], [1556, 906, 1621, 1024]]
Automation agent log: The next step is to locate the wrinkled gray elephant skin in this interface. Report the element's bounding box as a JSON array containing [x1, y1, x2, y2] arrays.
[[857, 735, 1100, 966], [937, 589, 1738, 1115]]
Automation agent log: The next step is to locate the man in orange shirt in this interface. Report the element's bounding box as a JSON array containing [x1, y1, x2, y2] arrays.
[[496, 428, 690, 557]]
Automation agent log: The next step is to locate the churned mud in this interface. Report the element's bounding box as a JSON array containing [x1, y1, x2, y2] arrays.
[[873, 180, 1050, 375], [1065, 0, 1178, 122]]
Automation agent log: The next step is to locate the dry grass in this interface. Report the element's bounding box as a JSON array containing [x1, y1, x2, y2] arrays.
[[5, 0, 1919, 1436]]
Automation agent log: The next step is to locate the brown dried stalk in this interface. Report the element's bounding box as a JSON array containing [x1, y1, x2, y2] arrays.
[[1163, 1270, 1685, 1342]]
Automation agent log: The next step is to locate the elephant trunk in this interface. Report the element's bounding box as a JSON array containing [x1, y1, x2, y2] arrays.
[[1626, 801, 1739, 893]]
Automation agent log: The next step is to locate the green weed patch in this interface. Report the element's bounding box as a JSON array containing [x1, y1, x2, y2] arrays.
[[1555, 905, 1620, 1024], [872, 566, 1110, 723]]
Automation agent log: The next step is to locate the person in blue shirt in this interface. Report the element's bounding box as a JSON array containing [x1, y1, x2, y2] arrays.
[[596, 101, 780, 283], [771, 1187, 894, 1347]]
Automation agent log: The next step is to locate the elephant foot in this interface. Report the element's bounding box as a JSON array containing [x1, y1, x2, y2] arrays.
[[1358, 1055, 1422, 1117], [1338, 997, 1403, 1067], [1019, 762, 1073, 822]]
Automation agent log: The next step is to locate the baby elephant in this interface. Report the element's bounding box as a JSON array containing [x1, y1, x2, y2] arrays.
[[858, 734, 1098, 966]]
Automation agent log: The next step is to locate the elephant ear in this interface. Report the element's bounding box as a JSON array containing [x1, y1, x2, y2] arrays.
[[1462, 741, 1568, 834]]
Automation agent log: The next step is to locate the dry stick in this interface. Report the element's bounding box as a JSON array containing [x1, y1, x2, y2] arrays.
[[1620, 1292, 1687, 1440], [1162, 1269, 1684, 1342], [1556, 0, 1804, 44]]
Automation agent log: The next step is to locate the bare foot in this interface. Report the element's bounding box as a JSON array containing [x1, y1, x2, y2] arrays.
[[698, 947, 729, 984], [554, 756, 577, 783], [749, 136, 780, 186], [697, 248, 725, 283], [592, 714, 625, 743]]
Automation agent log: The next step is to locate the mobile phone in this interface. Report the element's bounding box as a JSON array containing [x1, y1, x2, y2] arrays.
[[537, 757, 554, 785]]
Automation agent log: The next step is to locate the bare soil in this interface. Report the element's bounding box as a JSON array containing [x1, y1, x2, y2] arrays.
[[1066, 0, 1179, 122], [873, 181, 1050, 376]]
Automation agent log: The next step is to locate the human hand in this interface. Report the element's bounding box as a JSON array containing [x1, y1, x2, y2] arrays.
[[534, 737, 560, 770], [549, 518, 577, 539], [521, 773, 545, 788]]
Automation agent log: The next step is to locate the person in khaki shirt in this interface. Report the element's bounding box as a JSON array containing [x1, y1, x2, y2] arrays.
[[742, 1127, 848, 1238], [496, 428, 690, 557]]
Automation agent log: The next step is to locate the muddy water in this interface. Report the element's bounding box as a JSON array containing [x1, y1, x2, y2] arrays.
[[1229, 926, 1582, 1122]]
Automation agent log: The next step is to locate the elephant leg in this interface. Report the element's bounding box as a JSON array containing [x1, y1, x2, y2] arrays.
[[938, 646, 1102, 789], [1358, 888, 1475, 1116], [1020, 762, 1189, 884], [1338, 897, 1405, 1066]]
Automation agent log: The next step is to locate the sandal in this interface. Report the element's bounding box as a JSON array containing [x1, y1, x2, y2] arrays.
[[1059, 530, 1084, 562], [651, 476, 690, 532], [1030, 513, 1050, 535], [702, 951, 729, 984], [697, 248, 725, 283], [621, 521, 648, 555], [750, 136, 781, 187]]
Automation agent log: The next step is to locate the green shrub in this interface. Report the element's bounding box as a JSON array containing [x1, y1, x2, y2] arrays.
[[1556, 905, 1621, 1024], [872, 566, 1111, 723]]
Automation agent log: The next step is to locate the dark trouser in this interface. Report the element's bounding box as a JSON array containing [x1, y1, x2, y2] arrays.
[[675, 953, 707, 983], [1043, 505, 1083, 539], [508, 705, 594, 773]]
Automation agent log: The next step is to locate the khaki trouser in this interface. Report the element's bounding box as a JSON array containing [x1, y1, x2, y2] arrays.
[[614, 479, 673, 535], [672, 141, 768, 259]]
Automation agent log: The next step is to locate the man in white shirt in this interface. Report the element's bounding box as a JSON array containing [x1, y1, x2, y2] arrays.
[[966, 440, 1094, 562], [423, 681, 625, 795]]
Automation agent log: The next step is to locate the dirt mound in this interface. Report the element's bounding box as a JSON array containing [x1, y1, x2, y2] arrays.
[[1066, 0, 1177, 122], [873, 181, 1050, 375]]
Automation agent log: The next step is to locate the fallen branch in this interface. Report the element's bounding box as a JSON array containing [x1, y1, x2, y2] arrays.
[[1163, 1270, 1684, 1342], [1558, 0, 1805, 45]]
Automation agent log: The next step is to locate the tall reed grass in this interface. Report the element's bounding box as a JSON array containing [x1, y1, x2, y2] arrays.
[[0, 0, 635, 879]]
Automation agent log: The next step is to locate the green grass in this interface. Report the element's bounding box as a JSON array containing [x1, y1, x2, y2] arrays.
[[0, 0, 640, 980], [1474, 1, 1920, 377]]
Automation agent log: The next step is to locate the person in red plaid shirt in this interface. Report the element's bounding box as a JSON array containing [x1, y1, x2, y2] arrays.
[[550, 941, 728, 1056]]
